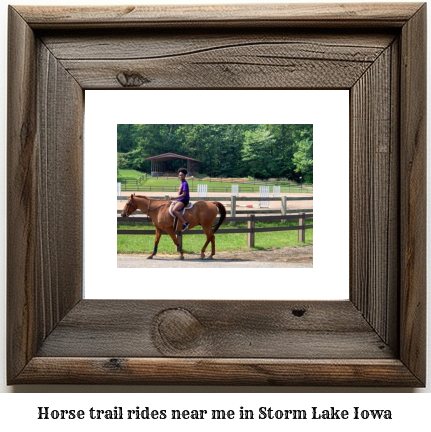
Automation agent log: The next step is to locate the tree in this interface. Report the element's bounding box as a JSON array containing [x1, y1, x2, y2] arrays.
[[292, 138, 313, 183], [117, 124, 137, 153], [241, 126, 276, 178], [117, 123, 313, 183]]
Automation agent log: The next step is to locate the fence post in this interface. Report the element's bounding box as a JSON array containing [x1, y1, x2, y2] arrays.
[[247, 214, 255, 248], [281, 196, 287, 222], [298, 212, 306, 243], [230, 195, 236, 226], [164, 195, 169, 201], [231, 184, 239, 197]]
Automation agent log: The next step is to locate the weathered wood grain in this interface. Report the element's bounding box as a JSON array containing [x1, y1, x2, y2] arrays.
[[16, 3, 423, 29], [7, 3, 426, 386], [36, 300, 393, 359], [41, 31, 395, 60], [16, 358, 423, 386], [399, 3, 427, 385], [350, 45, 398, 347], [42, 31, 394, 89], [35, 40, 84, 334], [58, 52, 376, 90], [7, 6, 38, 382], [7, 6, 83, 383]]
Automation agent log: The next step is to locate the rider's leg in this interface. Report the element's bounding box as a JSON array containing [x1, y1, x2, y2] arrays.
[[172, 201, 186, 224]]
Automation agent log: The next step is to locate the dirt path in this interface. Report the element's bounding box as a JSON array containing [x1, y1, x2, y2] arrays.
[[213, 245, 313, 263], [117, 245, 313, 268]]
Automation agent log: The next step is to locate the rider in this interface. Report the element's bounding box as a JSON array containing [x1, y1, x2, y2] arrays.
[[170, 168, 190, 232]]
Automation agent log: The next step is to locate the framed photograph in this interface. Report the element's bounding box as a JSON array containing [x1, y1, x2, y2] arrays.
[[7, 3, 426, 386]]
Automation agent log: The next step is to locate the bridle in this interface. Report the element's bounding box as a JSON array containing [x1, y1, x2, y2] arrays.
[[123, 196, 134, 218], [123, 195, 168, 218]]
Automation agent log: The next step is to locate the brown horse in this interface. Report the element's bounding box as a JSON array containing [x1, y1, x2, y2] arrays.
[[121, 194, 227, 260]]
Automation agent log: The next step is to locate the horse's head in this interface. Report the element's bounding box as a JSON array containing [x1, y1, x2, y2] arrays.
[[121, 194, 137, 218]]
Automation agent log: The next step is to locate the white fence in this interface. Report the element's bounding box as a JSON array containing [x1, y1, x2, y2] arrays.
[[259, 186, 270, 208], [197, 184, 208, 197], [117, 182, 121, 196], [273, 185, 280, 197]]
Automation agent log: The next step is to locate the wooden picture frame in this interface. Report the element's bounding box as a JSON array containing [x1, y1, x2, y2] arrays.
[[7, 3, 426, 386]]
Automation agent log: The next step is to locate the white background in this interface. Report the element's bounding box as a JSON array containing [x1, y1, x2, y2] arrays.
[[84, 90, 349, 300], [0, 0, 430, 422]]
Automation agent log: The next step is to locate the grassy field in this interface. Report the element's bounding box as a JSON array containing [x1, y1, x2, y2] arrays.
[[117, 170, 312, 194], [117, 169, 145, 181], [117, 221, 313, 254]]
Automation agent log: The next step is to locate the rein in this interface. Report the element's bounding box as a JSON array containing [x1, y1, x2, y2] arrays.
[[123, 195, 168, 218], [146, 198, 168, 217]]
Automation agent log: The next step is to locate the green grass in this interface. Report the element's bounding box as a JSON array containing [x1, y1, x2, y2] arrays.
[[117, 173, 312, 194], [117, 169, 145, 181], [117, 221, 313, 254]]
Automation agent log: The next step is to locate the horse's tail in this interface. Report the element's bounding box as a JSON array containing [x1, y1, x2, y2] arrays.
[[212, 202, 227, 233]]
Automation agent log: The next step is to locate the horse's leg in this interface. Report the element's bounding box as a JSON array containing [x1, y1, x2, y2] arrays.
[[147, 227, 162, 259], [200, 225, 214, 259], [210, 232, 216, 258], [165, 226, 185, 260]]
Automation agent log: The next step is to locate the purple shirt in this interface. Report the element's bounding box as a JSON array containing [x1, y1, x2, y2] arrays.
[[178, 180, 190, 201]]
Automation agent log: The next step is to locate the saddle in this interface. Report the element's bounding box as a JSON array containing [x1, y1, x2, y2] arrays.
[[169, 201, 194, 230]]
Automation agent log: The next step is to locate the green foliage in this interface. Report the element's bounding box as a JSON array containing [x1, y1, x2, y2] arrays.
[[117, 124, 313, 183], [117, 152, 129, 169], [241, 126, 276, 179], [293, 138, 313, 183]]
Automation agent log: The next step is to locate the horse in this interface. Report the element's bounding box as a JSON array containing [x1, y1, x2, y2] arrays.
[[121, 194, 227, 260]]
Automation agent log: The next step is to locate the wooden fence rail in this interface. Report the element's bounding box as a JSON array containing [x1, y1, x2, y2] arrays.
[[117, 195, 313, 216], [117, 196, 313, 201], [117, 213, 313, 245]]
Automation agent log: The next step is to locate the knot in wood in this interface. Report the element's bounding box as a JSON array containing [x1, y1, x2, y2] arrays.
[[155, 308, 203, 351], [292, 308, 306, 317], [108, 358, 123, 369], [116, 71, 150, 87]]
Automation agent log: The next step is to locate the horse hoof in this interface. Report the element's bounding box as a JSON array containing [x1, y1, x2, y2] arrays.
[[179, 255, 184, 260], [200, 254, 205, 260], [207, 255, 214, 260], [147, 255, 153, 260]]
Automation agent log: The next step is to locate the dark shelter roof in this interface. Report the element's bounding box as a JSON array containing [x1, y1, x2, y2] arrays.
[[145, 152, 201, 162]]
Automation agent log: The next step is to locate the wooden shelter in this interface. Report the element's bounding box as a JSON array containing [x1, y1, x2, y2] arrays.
[[146, 152, 201, 177]]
